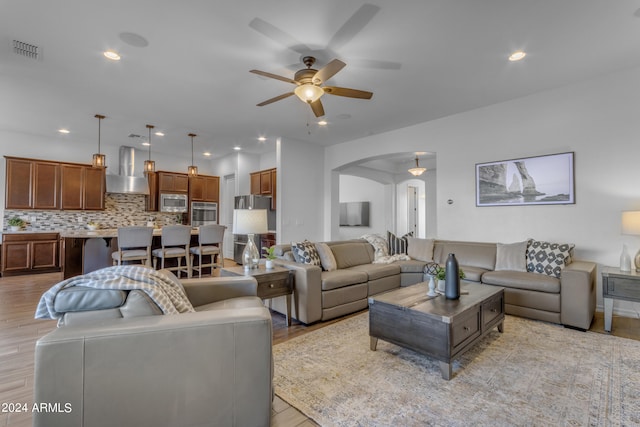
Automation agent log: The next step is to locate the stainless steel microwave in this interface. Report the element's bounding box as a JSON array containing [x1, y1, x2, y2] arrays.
[[160, 193, 188, 213]]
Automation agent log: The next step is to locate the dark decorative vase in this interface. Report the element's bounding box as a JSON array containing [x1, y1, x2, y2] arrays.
[[445, 253, 460, 300]]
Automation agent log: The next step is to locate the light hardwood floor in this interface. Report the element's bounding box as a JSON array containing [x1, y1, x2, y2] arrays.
[[1, 269, 638, 427]]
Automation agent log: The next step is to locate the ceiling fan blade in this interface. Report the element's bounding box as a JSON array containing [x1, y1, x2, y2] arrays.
[[249, 18, 311, 55], [256, 92, 295, 106], [313, 59, 346, 84], [310, 99, 325, 117], [327, 3, 380, 51], [250, 69, 299, 85], [323, 86, 373, 99]]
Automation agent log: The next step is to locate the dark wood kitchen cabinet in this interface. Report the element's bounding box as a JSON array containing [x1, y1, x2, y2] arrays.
[[189, 175, 220, 202], [5, 157, 59, 209], [1, 233, 60, 276], [250, 167, 276, 209], [146, 172, 158, 211], [5, 157, 103, 210], [60, 164, 105, 210], [158, 171, 189, 193]]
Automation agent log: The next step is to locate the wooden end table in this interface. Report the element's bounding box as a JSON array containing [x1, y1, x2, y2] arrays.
[[601, 266, 640, 332], [368, 282, 504, 380], [220, 265, 294, 326]]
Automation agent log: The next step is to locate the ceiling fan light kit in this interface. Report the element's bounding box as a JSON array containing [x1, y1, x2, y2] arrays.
[[250, 56, 372, 117]]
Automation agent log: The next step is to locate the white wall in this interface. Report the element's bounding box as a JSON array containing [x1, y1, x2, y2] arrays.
[[338, 175, 388, 240], [277, 138, 324, 243], [325, 65, 640, 317]]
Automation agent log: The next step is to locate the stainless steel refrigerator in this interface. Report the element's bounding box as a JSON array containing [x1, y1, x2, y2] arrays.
[[233, 195, 276, 264]]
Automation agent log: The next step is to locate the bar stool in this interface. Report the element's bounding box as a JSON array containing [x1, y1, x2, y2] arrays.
[[152, 225, 192, 278], [190, 224, 226, 278], [111, 226, 154, 266]]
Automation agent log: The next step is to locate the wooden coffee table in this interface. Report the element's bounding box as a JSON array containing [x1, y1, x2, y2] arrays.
[[368, 282, 504, 380]]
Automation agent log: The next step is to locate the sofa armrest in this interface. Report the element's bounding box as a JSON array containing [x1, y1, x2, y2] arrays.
[[560, 260, 597, 330], [34, 307, 272, 427], [180, 276, 258, 307], [273, 259, 323, 324]]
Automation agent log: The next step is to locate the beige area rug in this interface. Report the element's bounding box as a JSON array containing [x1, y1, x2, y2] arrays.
[[273, 312, 640, 426]]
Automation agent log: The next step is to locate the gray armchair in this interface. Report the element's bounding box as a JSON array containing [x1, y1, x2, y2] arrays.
[[33, 271, 273, 427]]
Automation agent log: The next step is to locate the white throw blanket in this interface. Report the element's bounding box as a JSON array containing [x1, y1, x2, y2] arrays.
[[361, 233, 411, 264], [35, 265, 195, 320]]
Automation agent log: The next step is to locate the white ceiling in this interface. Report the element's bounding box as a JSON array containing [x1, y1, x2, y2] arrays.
[[2, 0, 640, 166]]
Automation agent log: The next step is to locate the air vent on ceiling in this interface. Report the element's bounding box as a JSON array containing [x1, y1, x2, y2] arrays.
[[13, 40, 40, 60]]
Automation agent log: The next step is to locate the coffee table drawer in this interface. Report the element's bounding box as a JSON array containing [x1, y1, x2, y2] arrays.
[[452, 308, 480, 349], [482, 293, 504, 327]]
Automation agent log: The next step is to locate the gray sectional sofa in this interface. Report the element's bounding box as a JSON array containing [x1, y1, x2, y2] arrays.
[[271, 238, 596, 330]]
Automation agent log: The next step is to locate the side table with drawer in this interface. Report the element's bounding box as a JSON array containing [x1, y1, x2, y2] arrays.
[[220, 265, 294, 326], [601, 266, 640, 332]]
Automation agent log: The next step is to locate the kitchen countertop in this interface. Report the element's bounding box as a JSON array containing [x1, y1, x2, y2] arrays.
[[2, 228, 201, 238]]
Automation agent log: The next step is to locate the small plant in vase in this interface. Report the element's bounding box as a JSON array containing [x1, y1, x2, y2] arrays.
[[7, 217, 25, 231], [434, 266, 465, 292], [262, 246, 277, 269]]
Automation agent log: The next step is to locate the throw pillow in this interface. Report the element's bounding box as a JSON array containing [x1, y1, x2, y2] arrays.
[[407, 237, 435, 262], [495, 241, 528, 272], [387, 231, 413, 255], [526, 239, 574, 278], [361, 233, 389, 260], [315, 242, 337, 271], [291, 240, 321, 266]]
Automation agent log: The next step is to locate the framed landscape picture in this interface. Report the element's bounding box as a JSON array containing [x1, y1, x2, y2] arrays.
[[476, 152, 575, 207]]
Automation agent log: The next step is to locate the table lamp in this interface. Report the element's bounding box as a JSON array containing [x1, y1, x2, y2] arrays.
[[233, 209, 268, 270], [622, 211, 640, 272]]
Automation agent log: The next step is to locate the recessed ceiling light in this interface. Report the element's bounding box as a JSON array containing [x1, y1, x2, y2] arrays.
[[258, 136, 266, 142], [203, 152, 211, 157], [233, 146, 242, 151], [142, 141, 150, 146], [508, 51, 526, 62], [103, 50, 121, 61], [318, 120, 328, 126], [154, 131, 164, 136], [58, 128, 70, 134]]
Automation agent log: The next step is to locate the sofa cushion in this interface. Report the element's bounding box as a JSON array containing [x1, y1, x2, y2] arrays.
[[315, 242, 337, 271], [482, 270, 560, 293], [53, 286, 128, 313], [396, 259, 428, 274], [320, 270, 369, 291], [495, 241, 528, 272], [119, 290, 163, 318], [292, 240, 321, 266], [526, 240, 574, 278], [348, 263, 401, 281], [433, 241, 496, 271], [459, 266, 491, 282], [387, 231, 413, 255], [330, 243, 373, 269], [407, 237, 434, 262]]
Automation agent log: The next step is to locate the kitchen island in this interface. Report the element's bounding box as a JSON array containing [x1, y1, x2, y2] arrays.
[[60, 228, 202, 279]]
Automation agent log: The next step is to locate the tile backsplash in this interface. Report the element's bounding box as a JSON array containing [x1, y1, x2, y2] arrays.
[[3, 194, 183, 231]]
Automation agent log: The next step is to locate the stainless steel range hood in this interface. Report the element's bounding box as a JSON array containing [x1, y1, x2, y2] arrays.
[[105, 146, 150, 195]]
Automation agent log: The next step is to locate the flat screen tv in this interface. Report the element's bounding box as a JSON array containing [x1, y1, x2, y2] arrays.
[[339, 201, 370, 226]]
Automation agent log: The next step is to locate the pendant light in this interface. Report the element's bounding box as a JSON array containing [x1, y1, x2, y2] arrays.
[[92, 114, 106, 168], [188, 133, 198, 176], [144, 124, 155, 173], [408, 155, 426, 176]]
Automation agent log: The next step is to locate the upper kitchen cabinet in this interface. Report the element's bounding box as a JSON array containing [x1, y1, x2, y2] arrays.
[[189, 175, 219, 202], [158, 171, 189, 194], [250, 168, 276, 209], [146, 171, 158, 211], [60, 164, 105, 210], [5, 156, 104, 211], [5, 157, 59, 209], [250, 168, 276, 196]]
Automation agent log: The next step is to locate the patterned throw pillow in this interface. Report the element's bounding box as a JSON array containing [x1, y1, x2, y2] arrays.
[[361, 233, 389, 260], [291, 240, 321, 266], [526, 240, 574, 278], [387, 231, 413, 255]]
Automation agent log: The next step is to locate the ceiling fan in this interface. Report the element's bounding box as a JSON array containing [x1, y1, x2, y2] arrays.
[[250, 56, 373, 117]]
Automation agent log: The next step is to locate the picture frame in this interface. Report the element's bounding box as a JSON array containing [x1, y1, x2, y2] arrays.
[[475, 152, 575, 207]]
